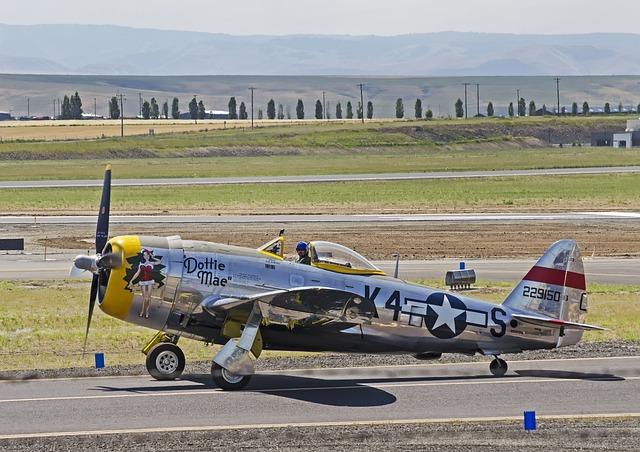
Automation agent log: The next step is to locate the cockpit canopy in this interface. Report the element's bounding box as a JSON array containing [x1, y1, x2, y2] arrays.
[[309, 241, 385, 276]]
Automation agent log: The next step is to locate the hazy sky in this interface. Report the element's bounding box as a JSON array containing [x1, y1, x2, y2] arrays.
[[3, 0, 639, 35]]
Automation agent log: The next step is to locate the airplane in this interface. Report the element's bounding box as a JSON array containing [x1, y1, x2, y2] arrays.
[[72, 166, 606, 390]]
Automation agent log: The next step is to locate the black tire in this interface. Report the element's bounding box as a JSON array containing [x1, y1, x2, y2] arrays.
[[489, 358, 508, 377], [146, 343, 185, 381], [211, 363, 252, 391]]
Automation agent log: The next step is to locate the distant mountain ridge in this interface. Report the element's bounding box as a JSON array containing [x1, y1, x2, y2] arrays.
[[1, 24, 640, 76]]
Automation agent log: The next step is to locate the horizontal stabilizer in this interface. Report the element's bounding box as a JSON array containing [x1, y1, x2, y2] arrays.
[[512, 313, 607, 331]]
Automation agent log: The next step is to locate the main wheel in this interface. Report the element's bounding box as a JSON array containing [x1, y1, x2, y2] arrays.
[[146, 343, 185, 381], [211, 363, 252, 391], [489, 358, 508, 377]]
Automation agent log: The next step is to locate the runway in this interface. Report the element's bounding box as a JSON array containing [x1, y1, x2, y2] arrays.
[[2, 211, 640, 225], [1, 356, 639, 438], [1, 253, 638, 284], [2, 166, 639, 189]]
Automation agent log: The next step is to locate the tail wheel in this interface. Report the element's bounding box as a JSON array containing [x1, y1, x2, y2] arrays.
[[211, 363, 252, 391], [489, 358, 508, 377], [146, 343, 185, 380]]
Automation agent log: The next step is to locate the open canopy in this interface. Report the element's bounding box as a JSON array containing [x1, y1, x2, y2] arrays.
[[309, 241, 385, 276]]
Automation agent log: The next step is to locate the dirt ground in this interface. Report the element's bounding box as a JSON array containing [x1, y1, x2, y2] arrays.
[[10, 220, 640, 259]]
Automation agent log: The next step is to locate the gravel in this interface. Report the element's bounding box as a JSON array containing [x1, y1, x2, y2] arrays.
[[2, 418, 640, 451], [2, 340, 639, 381]]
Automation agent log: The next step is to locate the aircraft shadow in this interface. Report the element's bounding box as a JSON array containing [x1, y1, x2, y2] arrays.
[[91, 372, 516, 407], [515, 369, 625, 381]]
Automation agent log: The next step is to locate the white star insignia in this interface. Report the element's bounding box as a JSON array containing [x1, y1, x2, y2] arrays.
[[430, 295, 466, 333]]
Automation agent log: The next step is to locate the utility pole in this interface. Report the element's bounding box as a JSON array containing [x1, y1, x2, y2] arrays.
[[138, 92, 142, 118], [249, 87, 255, 129], [119, 93, 125, 137], [554, 77, 561, 117], [516, 89, 520, 117], [27, 97, 30, 117], [476, 83, 480, 117], [53, 99, 56, 119], [462, 83, 470, 119], [94, 98, 97, 119], [358, 83, 365, 124], [322, 91, 326, 120]]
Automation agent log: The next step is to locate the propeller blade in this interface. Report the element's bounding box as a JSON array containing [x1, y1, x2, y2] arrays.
[[83, 274, 99, 355], [69, 265, 86, 278], [95, 165, 111, 254]]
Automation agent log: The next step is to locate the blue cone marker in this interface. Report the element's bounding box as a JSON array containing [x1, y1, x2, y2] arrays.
[[524, 411, 536, 431], [459, 261, 465, 270], [95, 352, 105, 369]]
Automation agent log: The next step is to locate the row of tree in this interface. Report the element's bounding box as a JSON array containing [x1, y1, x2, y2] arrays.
[[454, 97, 640, 118], [59, 92, 83, 120]]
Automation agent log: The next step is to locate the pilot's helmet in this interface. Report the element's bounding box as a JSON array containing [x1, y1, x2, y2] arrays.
[[296, 241, 308, 252]]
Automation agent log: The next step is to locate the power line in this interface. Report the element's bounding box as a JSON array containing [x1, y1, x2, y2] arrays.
[[476, 83, 480, 117], [358, 83, 365, 124], [554, 77, 561, 117], [249, 87, 255, 129], [462, 83, 470, 119], [118, 93, 125, 137]]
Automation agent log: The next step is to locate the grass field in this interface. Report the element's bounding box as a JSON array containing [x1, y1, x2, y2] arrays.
[[0, 279, 632, 371], [1, 173, 638, 214], [1, 145, 640, 181]]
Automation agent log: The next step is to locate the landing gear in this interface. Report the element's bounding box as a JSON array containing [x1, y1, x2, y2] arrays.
[[211, 363, 252, 391], [146, 343, 185, 380], [489, 357, 508, 377]]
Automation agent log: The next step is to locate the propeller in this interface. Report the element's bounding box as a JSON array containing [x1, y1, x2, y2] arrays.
[[77, 165, 112, 354]]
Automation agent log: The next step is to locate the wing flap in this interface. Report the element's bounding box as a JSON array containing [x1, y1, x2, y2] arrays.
[[512, 313, 607, 331]]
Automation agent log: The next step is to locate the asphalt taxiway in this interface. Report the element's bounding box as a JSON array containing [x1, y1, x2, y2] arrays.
[[1, 356, 638, 438], [2, 166, 639, 189]]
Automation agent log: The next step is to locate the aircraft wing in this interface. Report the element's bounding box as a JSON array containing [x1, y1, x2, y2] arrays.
[[512, 313, 607, 331], [203, 286, 378, 326]]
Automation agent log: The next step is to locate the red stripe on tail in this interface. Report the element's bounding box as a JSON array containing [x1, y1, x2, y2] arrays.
[[524, 266, 586, 291]]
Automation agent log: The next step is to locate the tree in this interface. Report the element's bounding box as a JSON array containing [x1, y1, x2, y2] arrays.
[[518, 97, 526, 117], [346, 101, 353, 119], [367, 101, 374, 119], [197, 100, 206, 119], [618, 102, 624, 114], [637, 103, 640, 114], [109, 96, 120, 120], [395, 98, 404, 119], [296, 99, 304, 119], [150, 98, 159, 119], [171, 97, 180, 119], [286, 105, 291, 119], [326, 103, 331, 120], [267, 99, 276, 120], [508, 102, 514, 117], [258, 109, 263, 120], [582, 101, 590, 115], [277, 103, 284, 120], [425, 109, 433, 119], [356, 101, 363, 119], [239, 102, 247, 120], [336, 102, 342, 119], [414, 99, 422, 119], [61, 95, 71, 119], [189, 97, 198, 120], [529, 100, 537, 116], [162, 101, 169, 119], [604, 102, 611, 114], [542, 104, 548, 115], [571, 102, 578, 116], [454, 99, 464, 118], [141, 100, 151, 119], [228, 97, 238, 120], [70, 92, 83, 119], [315, 99, 323, 119], [487, 102, 494, 117]]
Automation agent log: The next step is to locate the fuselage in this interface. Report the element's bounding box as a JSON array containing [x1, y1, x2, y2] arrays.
[[99, 235, 562, 357]]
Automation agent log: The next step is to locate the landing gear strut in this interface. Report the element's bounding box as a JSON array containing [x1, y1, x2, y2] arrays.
[[146, 342, 185, 380], [489, 356, 508, 377]]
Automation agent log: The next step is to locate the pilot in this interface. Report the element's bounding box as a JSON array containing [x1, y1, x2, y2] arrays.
[[296, 241, 311, 265]]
